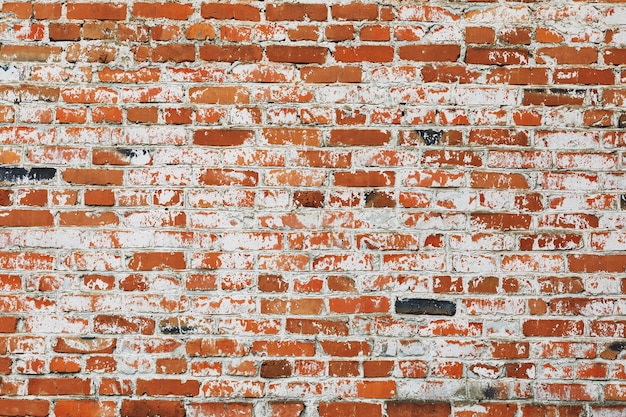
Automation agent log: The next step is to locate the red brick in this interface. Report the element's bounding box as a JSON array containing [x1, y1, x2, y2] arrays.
[[54, 337, 116, 354], [267, 46, 327, 64], [84, 189, 115, 206], [523, 320, 585, 337], [319, 402, 382, 417], [82, 22, 115, 40], [187, 403, 252, 417], [94, 315, 155, 335], [128, 252, 185, 271], [466, 48, 528, 65], [200, 45, 262, 62], [360, 25, 390, 41], [127, 107, 158, 123], [334, 171, 394, 187], [0, 45, 62, 62], [330, 129, 390, 146], [470, 172, 529, 189], [33, 3, 61, 19], [363, 360, 394, 377], [0, 316, 18, 333], [99, 68, 160, 84], [329, 296, 390, 313], [469, 129, 529, 146], [49, 24, 81, 41], [554, 68, 614, 85], [199, 169, 258, 186], [500, 27, 532, 44], [387, 402, 451, 417], [537, 47, 598, 64], [63, 169, 123, 185], [67, 3, 127, 20], [269, 402, 304, 417], [121, 400, 185, 417], [59, 211, 119, 226], [54, 400, 116, 417], [334, 46, 394, 62], [193, 129, 254, 146], [185, 23, 216, 40], [261, 360, 292, 378], [286, 318, 349, 336], [326, 25, 355, 41], [267, 4, 327, 21], [201, 3, 259, 20], [301, 66, 361, 83], [422, 65, 481, 84], [320, 340, 371, 357], [28, 378, 91, 395], [471, 213, 532, 230], [487, 68, 549, 85], [2, 2, 32, 18], [605, 48, 626, 65], [190, 87, 249, 104], [491, 342, 529, 359], [0, 399, 49, 417], [399, 45, 461, 62], [133, 2, 193, 20], [186, 338, 248, 357], [536, 28, 565, 43], [136, 379, 200, 396], [0, 210, 53, 227], [466, 27, 496, 43], [568, 254, 626, 273], [152, 44, 195, 63], [251, 341, 315, 357], [332, 3, 378, 20]]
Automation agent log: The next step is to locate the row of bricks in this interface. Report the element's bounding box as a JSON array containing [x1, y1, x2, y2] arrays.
[[0, 399, 625, 417], [2, 22, 624, 46], [0, 107, 625, 131], [4, 378, 626, 402], [1, 44, 626, 66], [1, 272, 623, 295], [2, 2, 624, 23], [3, 313, 626, 336], [3, 65, 626, 86]]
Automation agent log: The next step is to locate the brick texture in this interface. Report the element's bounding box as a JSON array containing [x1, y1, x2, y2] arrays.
[[0, 0, 625, 414]]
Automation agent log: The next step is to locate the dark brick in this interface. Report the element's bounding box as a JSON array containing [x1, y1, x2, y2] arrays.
[[416, 129, 443, 146], [121, 400, 185, 417], [261, 360, 292, 378], [365, 191, 395, 208], [601, 341, 626, 359], [294, 190, 324, 208], [395, 298, 456, 316], [0, 189, 12, 206], [159, 321, 195, 335], [117, 148, 151, 159], [0, 167, 56, 184], [387, 402, 451, 417]]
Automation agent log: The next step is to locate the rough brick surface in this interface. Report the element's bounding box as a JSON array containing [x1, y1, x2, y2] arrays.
[[0, 0, 625, 414]]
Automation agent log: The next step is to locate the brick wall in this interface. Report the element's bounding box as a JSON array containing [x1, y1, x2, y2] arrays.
[[0, 0, 625, 416]]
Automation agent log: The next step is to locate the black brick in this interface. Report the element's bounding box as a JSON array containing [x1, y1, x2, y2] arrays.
[[415, 129, 443, 146], [396, 298, 456, 316], [0, 167, 56, 183]]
